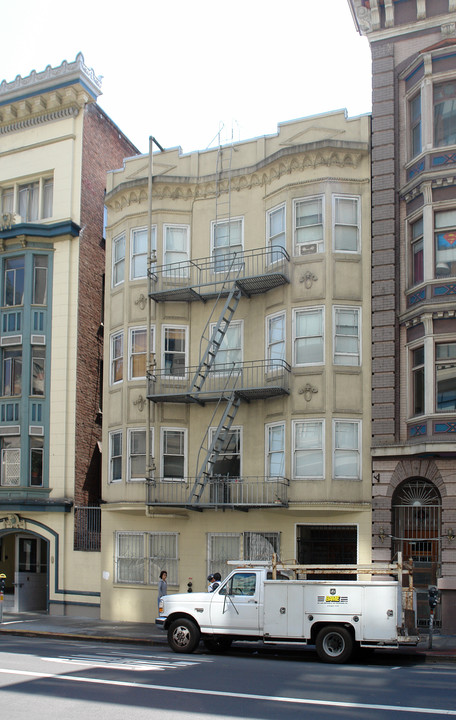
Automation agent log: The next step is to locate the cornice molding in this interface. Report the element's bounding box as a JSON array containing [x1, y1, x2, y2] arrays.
[[107, 146, 368, 211], [0, 105, 79, 135], [0, 52, 101, 102]]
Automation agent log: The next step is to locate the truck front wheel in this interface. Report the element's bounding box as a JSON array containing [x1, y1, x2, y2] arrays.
[[168, 618, 201, 653], [316, 626, 353, 663]]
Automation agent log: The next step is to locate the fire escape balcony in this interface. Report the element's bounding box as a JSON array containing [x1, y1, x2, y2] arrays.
[[147, 359, 291, 403], [146, 475, 289, 510], [149, 246, 290, 302]]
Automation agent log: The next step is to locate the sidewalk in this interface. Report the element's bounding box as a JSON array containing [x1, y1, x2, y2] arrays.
[[0, 612, 455, 663]]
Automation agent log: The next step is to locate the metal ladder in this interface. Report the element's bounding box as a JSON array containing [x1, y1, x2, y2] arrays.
[[189, 264, 243, 394], [188, 369, 242, 505]]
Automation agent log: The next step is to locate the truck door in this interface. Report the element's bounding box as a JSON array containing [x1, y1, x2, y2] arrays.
[[209, 571, 260, 634]]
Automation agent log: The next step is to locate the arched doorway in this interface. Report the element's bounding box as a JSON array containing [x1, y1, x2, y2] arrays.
[[392, 478, 441, 628], [0, 530, 48, 612]]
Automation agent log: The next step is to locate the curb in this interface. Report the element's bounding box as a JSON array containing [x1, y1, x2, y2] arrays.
[[0, 628, 168, 645]]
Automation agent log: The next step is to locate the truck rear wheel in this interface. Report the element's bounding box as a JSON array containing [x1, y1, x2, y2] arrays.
[[203, 636, 233, 653], [316, 626, 353, 663], [168, 618, 200, 653]]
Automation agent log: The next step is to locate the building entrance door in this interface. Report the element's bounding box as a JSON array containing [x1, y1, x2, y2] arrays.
[[392, 479, 441, 628], [14, 534, 48, 612]]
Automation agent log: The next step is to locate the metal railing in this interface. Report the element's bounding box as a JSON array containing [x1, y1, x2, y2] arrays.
[[148, 359, 290, 401], [149, 246, 290, 300], [74, 506, 101, 551], [146, 476, 289, 508]]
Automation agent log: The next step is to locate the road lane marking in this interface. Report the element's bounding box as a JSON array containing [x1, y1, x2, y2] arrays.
[[0, 667, 455, 715], [42, 654, 204, 671]]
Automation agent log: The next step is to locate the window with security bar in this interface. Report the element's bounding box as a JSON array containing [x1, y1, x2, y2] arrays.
[[115, 531, 178, 585], [207, 533, 241, 580], [244, 532, 280, 561], [1, 437, 21, 487]]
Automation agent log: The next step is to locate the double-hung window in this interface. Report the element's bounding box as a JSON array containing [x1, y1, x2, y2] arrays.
[[333, 420, 360, 480], [211, 320, 242, 370], [109, 430, 122, 482], [30, 438, 43, 487], [293, 420, 324, 479], [434, 81, 456, 148], [334, 307, 360, 366], [161, 428, 186, 481], [31, 346, 45, 396], [112, 234, 125, 286], [4, 256, 25, 306], [1, 187, 13, 214], [266, 312, 285, 368], [33, 255, 48, 305], [333, 196, 360, 252], [435, 209, 456, 278], [163, 326, 187, 376], [18, 182, 39, 222], [163, 225, 189, 276], [3, 348, 22, 396], [267, 205, 286, 261], [410, 92, 421, 158], [266, 422, 285, 479], [128, 428, 153, 482], [293, 307, 324, 366], [110, 331, 123, 384], [131, 227, 156, 280], [212, 218, 243, 272], [294, 196, 324, 253], [435, 342, 456, 412], [411, 217, 424, 285], [412, 346, 425, 416], [129, 327, 154, 380], [209, 427, 241, 477]]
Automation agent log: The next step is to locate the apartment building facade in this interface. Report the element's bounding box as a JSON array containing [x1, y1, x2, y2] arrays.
[[348, 0, 456, 631], [0, 55, 138, 615], [101, 111, 372, 622]]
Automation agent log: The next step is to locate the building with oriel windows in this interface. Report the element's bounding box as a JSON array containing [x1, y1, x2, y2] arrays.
[[0, 55, 138, 615], [348, 0, 456, 632], [100, 110, 372, 622]]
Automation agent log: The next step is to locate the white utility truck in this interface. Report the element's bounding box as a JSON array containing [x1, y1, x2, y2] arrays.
[[156, 555, 419, 663]]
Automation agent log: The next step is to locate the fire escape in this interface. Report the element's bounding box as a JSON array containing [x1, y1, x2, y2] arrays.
[[147, 145, 291, 510]]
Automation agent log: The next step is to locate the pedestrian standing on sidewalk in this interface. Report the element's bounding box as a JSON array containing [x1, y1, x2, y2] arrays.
[[158, 570, 167, 612]]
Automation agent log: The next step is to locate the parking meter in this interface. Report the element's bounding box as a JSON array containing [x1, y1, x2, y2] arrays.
[[428, 585, 439, 609], [0, 573, 6, 622]]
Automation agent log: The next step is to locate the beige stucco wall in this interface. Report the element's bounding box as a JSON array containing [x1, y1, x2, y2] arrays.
[[101, 110, 372, 622]]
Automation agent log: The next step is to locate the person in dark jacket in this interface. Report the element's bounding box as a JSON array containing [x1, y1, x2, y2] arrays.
[[158, 570, 167, 611]]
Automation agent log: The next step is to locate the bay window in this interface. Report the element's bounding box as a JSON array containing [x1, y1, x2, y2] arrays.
[[436, 342, 456, 412], [3, 347, 22, 396], [4, 256, 25, 306], [163, 326, 186, 376], [293, 307, 324, 365], [411, 217, 424, 285], [267, 205, 286, 261], [131, 227, 156, 280], [161, 428, 186, 480], [266, 422, 285, 479], [435, 210, 456, 278], [110, 331, 123, 384], [293, 420, 324, 479], [109, 430, 122, 482], [334, 307, 360, 366], [412, 346, 425, 416], [333, 196, 360, 252], [112, 233, 125, 286], [212, 218, 243, 272], [333, 420, 360, 480], [266, 312, 285, 367], [163, 225, 189, 275], [410, 92, 421, 158], [434, 81, 456, 148], [294, 196, 324, 253], [1, 437, 21, 487]]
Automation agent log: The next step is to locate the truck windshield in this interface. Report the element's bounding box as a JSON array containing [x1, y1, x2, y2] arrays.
[[219, 572, 256, 596]]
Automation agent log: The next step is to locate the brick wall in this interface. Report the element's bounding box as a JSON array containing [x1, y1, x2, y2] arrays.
[[74, 104, 138, 506]]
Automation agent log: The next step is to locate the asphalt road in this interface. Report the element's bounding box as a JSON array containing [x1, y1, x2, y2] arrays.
[[0, 636, 455, 719]]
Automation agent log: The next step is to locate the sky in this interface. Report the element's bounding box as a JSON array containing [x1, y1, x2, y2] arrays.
[[2, 0, 372, 156]]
